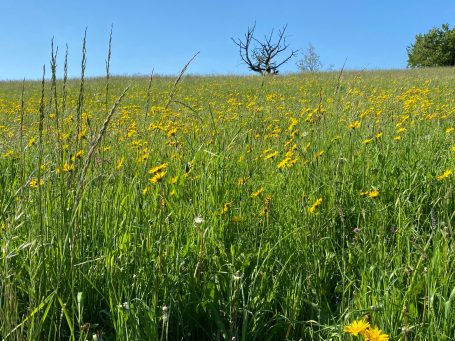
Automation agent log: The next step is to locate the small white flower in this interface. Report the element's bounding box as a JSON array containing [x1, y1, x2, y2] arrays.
[[194, 216, 204, 225]]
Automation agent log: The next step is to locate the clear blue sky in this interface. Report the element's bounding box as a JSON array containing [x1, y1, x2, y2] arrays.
[[1, 0, 454, 79]]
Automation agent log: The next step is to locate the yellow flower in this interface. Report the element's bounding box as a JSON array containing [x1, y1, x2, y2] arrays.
[[63, 163, 75, 172], [445, 127, 454, 134], [28, 137, 36, 147], [343, 320, 370, 336], [309, 197, 323, 214], [436, 169, 452, 181], [363, 326, 389, 341], [451, 145, 455, 152], [219, 202, 232, 215], [71, 150, 84, 161], [264, 151, 278, 160], [251, 187, 264, 198], [360, 190, 379, 199], [148, 163, 168, 175], [149, 171, 167, 183], [348, 120, 361, 129], [29, 178, 44, 189], [277, 157, 291, 169], [314, 150, 324, 159]]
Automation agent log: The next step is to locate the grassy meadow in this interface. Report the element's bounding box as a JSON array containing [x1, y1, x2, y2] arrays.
[[0, 66, 454, 340]]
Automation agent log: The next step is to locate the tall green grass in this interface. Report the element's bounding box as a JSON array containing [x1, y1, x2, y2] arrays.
[[0, 44, 454, 340]]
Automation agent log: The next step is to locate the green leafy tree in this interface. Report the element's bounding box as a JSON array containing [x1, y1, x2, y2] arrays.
[[407, 23, 455, 67]]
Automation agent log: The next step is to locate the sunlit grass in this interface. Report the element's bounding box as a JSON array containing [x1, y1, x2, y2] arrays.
[[0, 66, 454, 340]]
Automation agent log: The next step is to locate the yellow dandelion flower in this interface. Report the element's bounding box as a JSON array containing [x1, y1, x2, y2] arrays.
[[451, 145, 455, 152], [363, 326, 389, 341], [167, 127, 178, 137], [363, 138, 374, 144], [343, 320, 370, 336], [148, 163, 168, 175], [149, 171, 167, 183], [219, 202, 232, 215], [375, 132, 383, 139], [29, 178, 44, 189], [28, 137, 36, 147], [309, 197, 323, 214], [63, 163, 75, 172], [368, 190, 379, 198], [360, 190, 379, 199], [393, 135, 401, 140], [314, 150, 324, 159], [277, 157, 291, 169], [348, 120, 361, 129], [445, 127, 454, 134], [264, 151, 278, 160], [259, 207, 269, 217], [436, 169, 452, 181], [170, 176, 179, 184], [71, 150, 84, 161], [396, 127, 406, 134], [251, 187, 264, 198]]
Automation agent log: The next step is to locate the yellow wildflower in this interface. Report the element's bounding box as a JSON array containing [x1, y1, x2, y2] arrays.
[[148, 163, 168, 175], [29, 178, 44, 188], [71, 150, 84, 161], [360, 190, 379, 199], [149, 171, 167, 183], [63, 163, 75, 172], [314, 150, 324, 159], [436, 169, 452, 181], [309, 197, 323, 214], [264, 151, 278, 160], [219, 202, 232, 215], [343, 320, 370, 336], [348, 120, 361, 129], [251, 187, 264, 198], [445, 127, 454, 134], [363, 326, 389, 341]]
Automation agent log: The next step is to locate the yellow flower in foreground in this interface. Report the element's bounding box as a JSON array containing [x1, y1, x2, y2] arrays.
[[343, 320, 370, 336], [360, 190, 379, 199], [148, 163, 168, 175], [348, 120, 361, 129], [445, 127, 454, 134], [30, 178, 44, 189], [309, 197, 323, 214], [451, 145, 455, 151], [63, 163, 75, 172], [436, 169, 452, 181], [264, 151, 278, 160], [251, 187, 264, 198], [363, 326, 389, 341], [149, 171, 167, 183]]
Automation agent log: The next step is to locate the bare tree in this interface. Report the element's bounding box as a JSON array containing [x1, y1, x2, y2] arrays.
[[297, 44, 323, 72], [232, 23, 298, 75]]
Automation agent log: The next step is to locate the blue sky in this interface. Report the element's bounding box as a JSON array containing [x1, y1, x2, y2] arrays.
[[0, 0, 454, 79]]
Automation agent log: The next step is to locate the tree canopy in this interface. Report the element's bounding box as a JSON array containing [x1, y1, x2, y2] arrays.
[[407, 23, 455, 68]]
